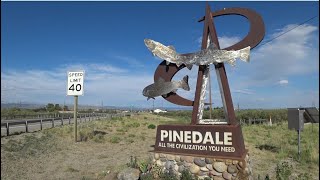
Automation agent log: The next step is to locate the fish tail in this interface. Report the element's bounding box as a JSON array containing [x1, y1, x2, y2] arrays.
[[237, 46, 251, 62], [180, 75, 190, 91]]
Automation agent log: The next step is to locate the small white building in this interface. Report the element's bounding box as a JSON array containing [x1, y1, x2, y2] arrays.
[[153, 109, 167, 113]]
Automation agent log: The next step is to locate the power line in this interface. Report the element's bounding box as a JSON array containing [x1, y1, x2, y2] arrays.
[[256, 15, 318, 48]]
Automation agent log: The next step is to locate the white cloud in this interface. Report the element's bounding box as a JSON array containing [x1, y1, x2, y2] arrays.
[[277, 79, 289, 86], [218, 36, 241, 49], [233, 89, 255, 95], [197, 36, 241, 49], [1, 64, 153, 107]]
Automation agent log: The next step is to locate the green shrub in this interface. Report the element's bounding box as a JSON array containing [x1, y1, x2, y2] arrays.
[[109, 136, 121, 143], [148, 124, 156, 129], [296, 173, 312, 180], [276, 161, 292, 180], [128, 134, 135, 138], [126, 122, 140, 128], [140, 173, 153, 180], [180, 169, 194, 180], [127, 156, 138, 168]]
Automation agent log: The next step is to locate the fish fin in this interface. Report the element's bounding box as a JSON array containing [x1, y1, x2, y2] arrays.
[[185, 64, 193, 70], [237, 46, 250, 62], [180, 75, 190, 91], [226, 58, 236, 66], [166, 61, 170, 65], [167, 45, 176, 51]]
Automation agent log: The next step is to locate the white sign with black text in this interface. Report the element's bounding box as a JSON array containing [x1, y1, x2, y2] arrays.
[[67, 71, 85, 96]]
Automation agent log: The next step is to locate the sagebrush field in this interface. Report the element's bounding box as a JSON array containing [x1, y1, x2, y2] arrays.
[[1, 112, 319, 180]]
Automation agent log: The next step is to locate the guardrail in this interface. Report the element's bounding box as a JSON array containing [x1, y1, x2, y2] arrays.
[[1, 112, 132, 137]]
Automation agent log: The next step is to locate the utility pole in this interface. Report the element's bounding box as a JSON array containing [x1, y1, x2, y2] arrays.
[[153, 99, 155, 111]]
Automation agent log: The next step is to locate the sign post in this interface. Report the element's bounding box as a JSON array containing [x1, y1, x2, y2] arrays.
[[67, 71, 84, 142]]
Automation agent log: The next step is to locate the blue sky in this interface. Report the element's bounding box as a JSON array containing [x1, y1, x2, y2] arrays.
[[1, 1, 319, 109]]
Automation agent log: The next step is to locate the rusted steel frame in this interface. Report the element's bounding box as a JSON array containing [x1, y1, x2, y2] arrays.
[[198, 7, 265, 51], [191, 5, 213, 125]]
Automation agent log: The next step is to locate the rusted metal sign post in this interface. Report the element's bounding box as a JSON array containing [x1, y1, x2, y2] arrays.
[[143, 4, 264, 159]]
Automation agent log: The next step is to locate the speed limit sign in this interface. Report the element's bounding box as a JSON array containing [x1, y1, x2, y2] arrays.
[[67, 71, 84, 96]]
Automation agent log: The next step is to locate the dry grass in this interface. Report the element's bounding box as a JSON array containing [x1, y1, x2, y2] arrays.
[[1, 113, 319, 180]]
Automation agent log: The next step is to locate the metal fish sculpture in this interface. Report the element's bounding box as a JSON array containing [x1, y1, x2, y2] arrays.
[[144, 39, 250, 69], [142, 75, 190, 100]]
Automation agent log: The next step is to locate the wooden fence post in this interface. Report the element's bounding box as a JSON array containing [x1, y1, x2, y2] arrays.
[[61, 117, 64, 125], [25, 121, 28, 133], [6, 122, 9, 136], [52, 118, 54, 128], [40, 119, 43, 130], [69, 117, 71, 124]]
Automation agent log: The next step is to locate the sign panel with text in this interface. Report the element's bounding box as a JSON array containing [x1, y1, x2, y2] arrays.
[[67, 71, 85, 96], [154, 124, 246, 159]]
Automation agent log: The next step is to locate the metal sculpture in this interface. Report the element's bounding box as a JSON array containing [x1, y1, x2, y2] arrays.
[[143, 4, 265, 158], [142, 75, 190, 100], [144, 39, 250, 68]]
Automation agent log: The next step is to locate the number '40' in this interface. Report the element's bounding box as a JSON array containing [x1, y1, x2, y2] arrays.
[[69, 84, 81, 91]]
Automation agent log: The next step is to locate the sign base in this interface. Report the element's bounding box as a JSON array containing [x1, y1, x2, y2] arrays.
[[151, 152, 253, 180]]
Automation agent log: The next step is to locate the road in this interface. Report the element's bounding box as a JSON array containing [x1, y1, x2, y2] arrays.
[[1, 113, 124, 136]]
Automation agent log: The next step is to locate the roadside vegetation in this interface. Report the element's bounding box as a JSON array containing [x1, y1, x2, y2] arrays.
[[1, 112, 318, 179]]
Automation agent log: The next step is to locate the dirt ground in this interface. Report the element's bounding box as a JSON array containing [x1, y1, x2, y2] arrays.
[[1, 113, 319, 180], [1, 113, 169, 180]]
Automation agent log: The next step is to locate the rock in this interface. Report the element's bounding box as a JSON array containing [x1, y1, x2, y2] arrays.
[[165, 161, 175, 170], [232, 160, 238, 165], [227, 165, 238, 174], [209, 169, 222, 176], [232, 173, 237, 177], [189, 164, 200, 174], [156, 160, 162, 166], [184, 162, 193, 167], [154, 153, 160, 160], [226, 159, 233, 165], [178, 165, 185, 173], [205, 158, 213, 164], [213, 162, 227, 173], [198, 171, 208, 176], [160, 157, 167, 162], [181, 156, 194, 163], [206, 164, 213, 171], [175, 155, 181, 162], [200, 157, 205, 161], [159, 153, 166, 158], [238, 161, 244, 168], [194, 158, 206, 167], [174, 164, 179, 172], [177, 162, 183, 166], [117, 168, 140, 180], [213, 176, 224, 180], [223, 172, 232, 180], [198, 175, 208, 180], [167, 154, 175, 161], [200, 167, 209, 172]]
